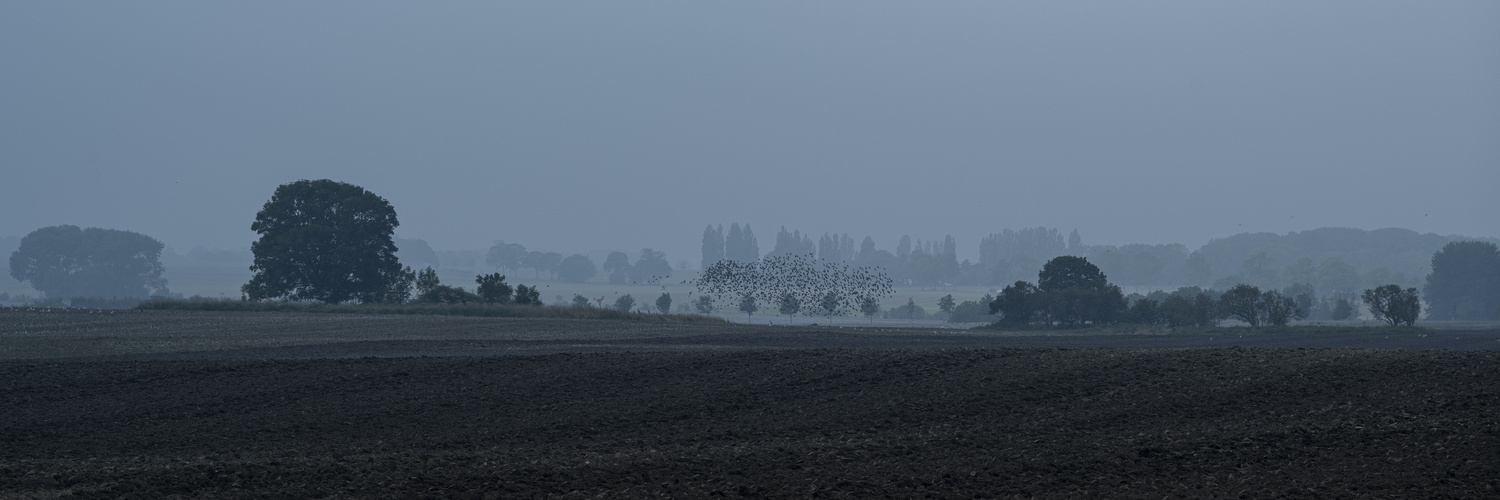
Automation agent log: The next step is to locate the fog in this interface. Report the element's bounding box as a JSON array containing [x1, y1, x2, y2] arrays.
[[2, 1, 1496, 263]]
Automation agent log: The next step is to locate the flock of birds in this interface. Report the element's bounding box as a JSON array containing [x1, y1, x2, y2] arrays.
[[689, 253, 894, 316]]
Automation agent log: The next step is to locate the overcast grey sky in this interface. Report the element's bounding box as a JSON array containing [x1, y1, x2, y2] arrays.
[[2, 1, 1496, 262]]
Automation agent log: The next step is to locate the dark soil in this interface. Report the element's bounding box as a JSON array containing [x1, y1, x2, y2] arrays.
[[4, 348, 1499, 498]]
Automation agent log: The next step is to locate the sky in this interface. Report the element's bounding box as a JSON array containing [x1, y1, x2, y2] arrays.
[[2, 1, 1496, 264]]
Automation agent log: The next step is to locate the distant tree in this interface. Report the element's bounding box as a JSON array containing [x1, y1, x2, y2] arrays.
[[656, 292, 672, 314], [419, 285, 479, 304], [818, 290, 841, 319], [860, 296, 881, 321], [1126, 298, 1163, 325], [725, 223, 760, 262], [555, 254, 597, 283], [520, 251, 548, 279], [614, 294, 635, 312], [778, 293, 800, 323], [486, 242, 528, 273], [738, 294, 758, 320], [1363, 285, 1421, 326], [631, 248, 673, 283], [990, 281, 1041, 325], [694, 295, 715, 314], [393, 237, 440, 270], [572, 294, 592, 308], [938, 294, 956, 314], [1331, 297, 1355, 320], [240, 180, 408, 304], [701, 224, 725, 270], [603, 251, 632, 285], [1260, 289, 1305, 327], [512, 284, 540, 305], [1158, 288, 1219, 328], [1218, 284, 1264, 327], [1423, 241, 1500, 320], [1036, 256, 1125, 326], [948, 300, 991, 323], [536, 252, 563, 279], [474, 273, 513, 303], [415, 267, 441, 296], [8, 225, 169, 299]]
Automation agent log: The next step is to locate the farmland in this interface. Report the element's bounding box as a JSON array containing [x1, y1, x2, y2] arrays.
[[2, 310, 1499, 498]]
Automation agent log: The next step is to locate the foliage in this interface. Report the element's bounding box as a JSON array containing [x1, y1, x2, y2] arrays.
[[694, 295, 715, 314], [1363, 285, 1421, 326], [860, 296, 881, 320], [1036, 256, 1125, 326], [1331, 297, 1355, 320], [631, 248, 673, 284], [1218, 284, 1265, 327], [419, 285, 480, 304], [886, 299, 927, 320], [486, 243, 528, 272], [513, 284, 541, 305], [701, 224, 725, 271], [8, 225, 170, 299], [614, 294, 635, 312], [603, 251, 631, 285], [778, 293, 800, 320], [415, 267, 440, 297], [656, 292, 672, 314], [938, 294, 955, 313], [948, 300, 991, 323], [556, 254, 597, 283], [393, 237, 440, 270], [241, 180, 408, 304], [738, 294, 757, 319], [1423, 241, 1500, 320], [990, 281, 1042, 325], [572, 294, 592, 307], [1260, 290, 1306, 327], [474, 273, 513, 303]]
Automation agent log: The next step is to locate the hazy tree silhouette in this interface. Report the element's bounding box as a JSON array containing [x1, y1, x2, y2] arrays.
[[241, 180, 411, 304]]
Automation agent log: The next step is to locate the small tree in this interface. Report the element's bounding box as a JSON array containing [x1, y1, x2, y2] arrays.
[[1332, 297, 1355, 320], [860, 296, 881, 322], [415, 267, 441, 297], [1363, 285, 1421, 326], [513, 284, 541, 305], [474, 273, 513, 303], [556, 254, 597, 284], [1219, 284, 1263, 327], [1260, 289, 1305, 327], [656, 292, 672, 314], [695, 295, 715, 314], [778, 293, 800, 324], [738, 294, 758, 320], [614, 294, 635, 312], [572, 294, 592, 307], [938, 294, 956, 314]]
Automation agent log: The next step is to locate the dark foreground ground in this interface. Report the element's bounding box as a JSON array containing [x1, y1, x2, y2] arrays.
[[2, 311, 1499, 498], [4, 349, 1499, 498]]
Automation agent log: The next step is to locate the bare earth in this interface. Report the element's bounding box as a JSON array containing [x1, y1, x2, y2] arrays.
[[2, 310, 1498, 498]]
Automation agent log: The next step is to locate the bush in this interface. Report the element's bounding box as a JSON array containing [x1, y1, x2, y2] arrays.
[[948, 300, 992, 323]]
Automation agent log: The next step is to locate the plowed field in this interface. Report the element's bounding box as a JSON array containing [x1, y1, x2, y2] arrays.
[[2, 310, 1498, 498]]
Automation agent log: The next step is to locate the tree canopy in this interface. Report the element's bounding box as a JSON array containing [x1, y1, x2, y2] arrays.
[[1423, 241, 1500, 320], [8, 225, 169, 299], [241, 179, 411, 304]]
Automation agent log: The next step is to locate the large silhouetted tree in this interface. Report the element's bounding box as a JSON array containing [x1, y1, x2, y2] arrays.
[[8, 225, 170, 299], [242, 179, 412, 304], [555, 254, 597, 283], [1423, 241, 1500, 320]]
